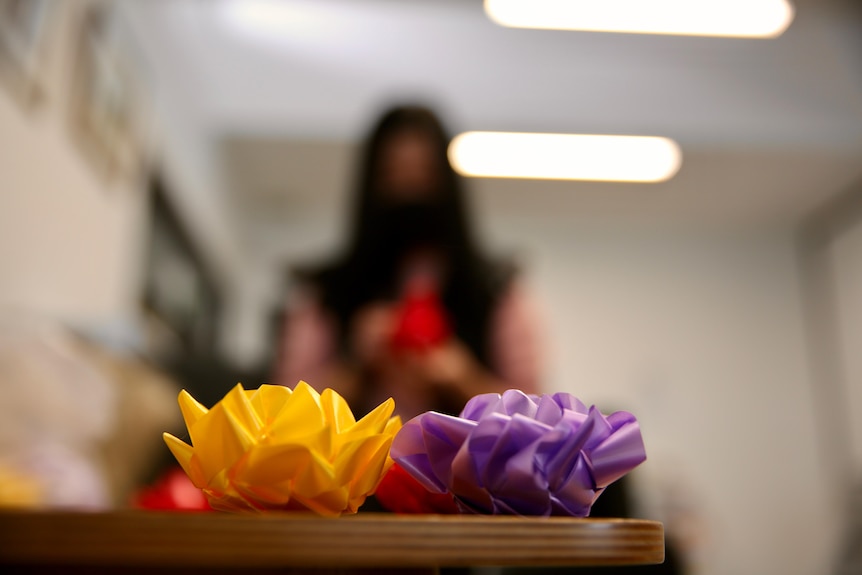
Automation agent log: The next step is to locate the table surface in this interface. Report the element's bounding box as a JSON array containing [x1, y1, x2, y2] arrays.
[[0, 510, 664, 569]]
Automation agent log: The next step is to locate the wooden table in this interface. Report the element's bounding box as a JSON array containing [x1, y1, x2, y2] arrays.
[[0, 510, 664, 574]]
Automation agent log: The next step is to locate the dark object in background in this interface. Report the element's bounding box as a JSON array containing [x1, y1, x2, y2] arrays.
[[143, 174, 221, 361], [834, 479, 862, 575], [503, 476, 685, 575]]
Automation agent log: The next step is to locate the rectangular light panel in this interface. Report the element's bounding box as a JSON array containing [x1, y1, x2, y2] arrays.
[[448, 132, 682, 183], [485, 0, 794, 39]]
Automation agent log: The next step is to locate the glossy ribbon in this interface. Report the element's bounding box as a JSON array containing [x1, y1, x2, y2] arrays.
[[374, 462, 460, 514], [391, 390, 646, 516], [132, 467, 212, 511], [164, 382, 400, 516]]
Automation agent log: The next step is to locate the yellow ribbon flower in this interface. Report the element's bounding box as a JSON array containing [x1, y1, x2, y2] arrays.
[[163, 382, 401, 516]]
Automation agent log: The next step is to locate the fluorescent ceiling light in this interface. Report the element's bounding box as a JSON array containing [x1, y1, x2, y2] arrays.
[[448, 132, 682, 183], [485, 0, 794, 38]]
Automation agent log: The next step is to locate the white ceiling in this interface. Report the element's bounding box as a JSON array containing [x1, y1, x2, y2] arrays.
[[127, 0, 862, 142], [121, 0, 862, 235]]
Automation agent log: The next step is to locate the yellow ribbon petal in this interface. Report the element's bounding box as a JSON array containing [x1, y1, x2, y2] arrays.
[[335, 434, 392, 488], [188, 403, 248, 484], [178, 390, 208, 429], [269, 381, 327, 441], [163, 432, 200, 485], [294, 487, 350, 517], [238, 443, 314, 487], [219, 384, 263, 438], [319, 388, 356, 434], [249, 385, 292, 425], [339, 398, 395, 448]]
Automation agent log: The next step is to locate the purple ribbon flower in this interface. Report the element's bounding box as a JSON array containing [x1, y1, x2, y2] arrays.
[[390, 390, 646, 516]]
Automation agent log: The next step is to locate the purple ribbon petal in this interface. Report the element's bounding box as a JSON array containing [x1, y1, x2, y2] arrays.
[[390, 411, 475, 493], [499, 389, 539, 418], [460, 393, 503, 421]]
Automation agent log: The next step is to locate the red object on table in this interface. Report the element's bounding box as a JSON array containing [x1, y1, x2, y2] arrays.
[[389, 283, 451, 352], [132, 467, 212, 511], [375, 462, 460, 514]]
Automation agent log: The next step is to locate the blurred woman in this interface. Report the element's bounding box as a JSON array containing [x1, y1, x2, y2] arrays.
[[273, 105, 542, 418]]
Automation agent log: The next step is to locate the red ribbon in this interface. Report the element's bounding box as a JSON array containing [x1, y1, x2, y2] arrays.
[[390, 284, 451, 352], [132, 467, 212, 511], [375, 462, 460, 514]]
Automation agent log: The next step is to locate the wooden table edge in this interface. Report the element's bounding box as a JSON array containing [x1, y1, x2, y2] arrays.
[[0, 510, 665, 568]]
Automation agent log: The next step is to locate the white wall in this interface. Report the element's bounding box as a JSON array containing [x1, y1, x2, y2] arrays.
[[487, 223, 832, 575], [0, 1, 146, 327]]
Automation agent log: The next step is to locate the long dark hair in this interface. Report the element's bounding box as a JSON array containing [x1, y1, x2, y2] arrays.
[[298, 105, 513, 368]]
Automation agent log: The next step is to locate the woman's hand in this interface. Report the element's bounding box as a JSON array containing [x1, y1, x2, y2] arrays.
[[400, 341, 476, 389], [349, 304, 507, 415], [398, 340, 504, 407], [349, 303, 398, 367]]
